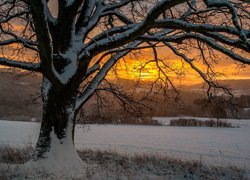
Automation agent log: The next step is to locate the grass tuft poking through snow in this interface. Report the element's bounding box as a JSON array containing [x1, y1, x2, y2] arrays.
[[0, 145, 247, 179]]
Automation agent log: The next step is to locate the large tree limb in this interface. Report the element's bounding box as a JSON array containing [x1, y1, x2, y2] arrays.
[[0, 57, 41, 72], [75, 1, 104, 43], [75, 41, 142, 110], [29, 0, 65, 87], [154, 19, 250, 38], [140, 32, 250, 64], [79, 0, 188, 59], [0, 36, 39, 52], [140, 31, 249, 53], [75, 0, 96, 33]]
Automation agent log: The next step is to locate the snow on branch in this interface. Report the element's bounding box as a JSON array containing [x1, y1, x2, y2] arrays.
[[0, 57, 41, 72], [29, 1, 68, 87], [29, 0, 53, 60], [85, 24, 136, 48], [140, 31, 249, 53], [183, 33, 250, 64], [98, 24, 136, 41], [81, 42, 162, 83], [79, 0, 188, 59], [141, 32, 250, 64], [201, 32, 250, 52], [0, 35, 39, 52], [203, 0, 248, 43], [75, 41, 142, 110], [154, 19, 250, 37], [75, 0, 96, 33], [104, 0, 140, 12], [101, 10, 134, 25], [86, 64, 100, 77], [1, 0, 249, 90], [75, 1, 104, 42]]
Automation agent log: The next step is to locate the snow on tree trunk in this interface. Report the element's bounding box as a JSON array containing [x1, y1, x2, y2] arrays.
[[25, 78, 86, 176]]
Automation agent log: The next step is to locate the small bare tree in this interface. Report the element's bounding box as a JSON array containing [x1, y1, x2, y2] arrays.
[[0, 0, 249, 173]]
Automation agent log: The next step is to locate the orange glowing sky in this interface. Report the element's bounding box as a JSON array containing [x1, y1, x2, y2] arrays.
[[106, 47, 250, 85], [1, 1, 249, 86], [1, 32, 249, 85], [1, 46, 250, 85]]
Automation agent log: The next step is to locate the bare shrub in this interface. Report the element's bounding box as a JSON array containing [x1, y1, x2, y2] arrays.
[[170, 118, 232, 127]]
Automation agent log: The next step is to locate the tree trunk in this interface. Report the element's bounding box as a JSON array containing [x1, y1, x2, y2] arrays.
[[26, 78, 86, 175]]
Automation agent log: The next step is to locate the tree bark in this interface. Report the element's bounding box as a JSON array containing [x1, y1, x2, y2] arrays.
[[32, 105, 76, 160], [27, 78, 85, 174]]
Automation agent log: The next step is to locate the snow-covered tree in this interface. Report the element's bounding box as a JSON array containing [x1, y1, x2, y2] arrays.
[[0, 0, 249, 174]]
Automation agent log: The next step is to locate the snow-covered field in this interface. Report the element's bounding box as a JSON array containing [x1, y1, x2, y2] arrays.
[[0, 119, 250, 171]]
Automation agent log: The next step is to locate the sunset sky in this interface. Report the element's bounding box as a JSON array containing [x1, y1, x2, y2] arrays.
[[1, 46, 250, 86], [1, 0, 249, 86], [106, 47, 250, 85], [45, 0, 250, 85]]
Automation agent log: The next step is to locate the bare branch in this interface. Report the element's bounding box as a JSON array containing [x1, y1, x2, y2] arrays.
[[76, 41, 142, 110], [140, 32, 250, 64], [79, 0, 188, 59], [0, 57, 41, 71]]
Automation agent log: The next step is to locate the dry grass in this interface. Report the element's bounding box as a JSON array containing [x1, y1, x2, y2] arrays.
[[0, 146, 247, 179], [0, 145, 33, 164], [79, 149, 247, 179]]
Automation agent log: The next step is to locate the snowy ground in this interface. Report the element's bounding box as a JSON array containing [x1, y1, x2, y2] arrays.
[[0, 119, 250, 173], [1, 147, 246, 179]]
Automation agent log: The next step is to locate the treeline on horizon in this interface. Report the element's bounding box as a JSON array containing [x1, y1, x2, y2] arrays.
[[0, 70, 250, 123]]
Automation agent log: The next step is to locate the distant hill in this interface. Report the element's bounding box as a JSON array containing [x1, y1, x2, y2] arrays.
[[1, 70, 250, 121], [189, 79, 250, 91], [0, 70, 42, 121]]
